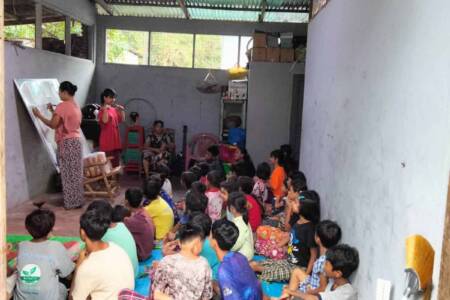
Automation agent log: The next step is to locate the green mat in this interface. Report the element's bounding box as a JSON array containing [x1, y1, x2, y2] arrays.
[[7, 234, 82, 244]]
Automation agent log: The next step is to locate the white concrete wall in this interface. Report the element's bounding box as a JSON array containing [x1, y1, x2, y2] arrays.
[[247, 62, 294, 165], [5, 43, 95, 208], [301, 1, 450, 299]]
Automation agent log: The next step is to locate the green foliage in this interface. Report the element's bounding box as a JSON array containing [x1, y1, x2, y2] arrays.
[[106, 29, 149, 65], [194, 35, 222, 69], [5, 24, 35, 41], [42, 21, 65, 40], [150, 32, 193, 68]]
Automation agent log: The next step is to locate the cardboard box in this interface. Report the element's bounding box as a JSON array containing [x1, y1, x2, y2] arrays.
[[266, 48, 280, 62], [253, 33, 267, 48], [251, 47, 267, 62], [280, 48, 295, 62]]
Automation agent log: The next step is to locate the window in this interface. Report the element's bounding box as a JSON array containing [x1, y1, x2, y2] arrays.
[[105, 29, 149, 65], [194, 35, 239, 69], [239, 36, 252, 67], [42, 6, 66, 54], [71, 20, 90, 59], [150, 32, 193, 68], [5, 24, 36, 47]]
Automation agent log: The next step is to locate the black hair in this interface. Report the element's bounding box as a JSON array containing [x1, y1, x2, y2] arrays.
[[112, 205, 131, 223], [207, 145, 220, 157], [86, 200, 113, 222], [227, 191, 249, 224], [220, 179, 240, 194], [156, 164, 171, 182], [298, 192, 320, 224], [25, 208, 55, 239], [292, 178, 307, 193], [238, 176, 254, 195], [189, 165, 202, 179], [129, 112, 139, 123], [181, 171, 199, 190], [59, 81, 78, 96], [100, 88, 116, 104], [185, 188, 208, 214], [207, 170, 223, 188], [212, 219, 239, 251], [153, 120, 164, 127], [188, 212, 212, 236], [256, 162, 271, 181], [179, 223, 205, 243], [280, 144, 292, 159], [144, 180, 162, 201], [80, 209, 110, 241], [198, 162, 211, 177], [316, 220, 342, 248], [326, 244, 360, 278], [191, 181, 207, 194], [270, 149, 285, 165], [149, 174, 164, 189], [125, 188, 144, 208], [289, 170, 307, 190]]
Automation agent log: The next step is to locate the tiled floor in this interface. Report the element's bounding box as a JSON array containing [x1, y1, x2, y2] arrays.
[[7, 174, 183, 237]]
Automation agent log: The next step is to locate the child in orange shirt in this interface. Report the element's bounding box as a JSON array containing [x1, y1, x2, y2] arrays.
[[269, 149, 286, 210]]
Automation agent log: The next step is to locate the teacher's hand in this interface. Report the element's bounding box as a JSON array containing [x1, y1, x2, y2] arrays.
[[46, 103, 55, 112], [114, 104, 125, 110], [32, 107, 41, 118]]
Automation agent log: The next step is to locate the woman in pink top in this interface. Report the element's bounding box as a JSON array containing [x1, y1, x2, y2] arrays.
[[32, 81, 84, 209], [98, 88, 125, 167]]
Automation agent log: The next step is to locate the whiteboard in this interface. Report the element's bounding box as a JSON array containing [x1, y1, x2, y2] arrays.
[[14, 79, 92, 172]]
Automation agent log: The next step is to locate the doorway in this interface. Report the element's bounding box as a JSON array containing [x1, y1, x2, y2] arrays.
[[289, 74, 305, 167]]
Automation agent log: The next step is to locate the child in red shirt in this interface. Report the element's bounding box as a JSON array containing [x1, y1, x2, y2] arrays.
[[238, 176, 263, 232]]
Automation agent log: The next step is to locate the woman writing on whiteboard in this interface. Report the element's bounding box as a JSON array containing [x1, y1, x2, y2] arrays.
[[98, 88, 125, 167], [32, 81, 84, 209]]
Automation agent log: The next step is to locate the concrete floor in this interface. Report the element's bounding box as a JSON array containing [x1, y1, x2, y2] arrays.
[[7, 174, 182, 237]]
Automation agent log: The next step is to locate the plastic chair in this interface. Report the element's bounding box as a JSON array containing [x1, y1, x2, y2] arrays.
[[123, 125, 145, 175], [184, 133, 219, 170]]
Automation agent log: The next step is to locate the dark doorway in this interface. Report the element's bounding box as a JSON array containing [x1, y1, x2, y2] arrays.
[[289, 74, 305, 167]]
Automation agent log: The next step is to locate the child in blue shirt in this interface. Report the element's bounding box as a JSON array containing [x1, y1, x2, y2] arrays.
[[210, 219, 262, 300]]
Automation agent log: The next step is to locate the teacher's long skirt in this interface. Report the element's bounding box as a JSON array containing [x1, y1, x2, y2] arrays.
[[58, 137, 84, 209]]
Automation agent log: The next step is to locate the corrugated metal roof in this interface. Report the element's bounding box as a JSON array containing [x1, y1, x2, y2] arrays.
[[104, 4, 185, 18], [264, 11, 309, 23], [99, 0, 309, 22], [189, 8, 259, 22]]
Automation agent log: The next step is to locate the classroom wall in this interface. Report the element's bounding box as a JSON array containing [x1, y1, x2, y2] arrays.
[[247, 62, 296, 165], [95, 16, 307, 150], [5, 43, 95, 208], [300, 0, 450, 299]]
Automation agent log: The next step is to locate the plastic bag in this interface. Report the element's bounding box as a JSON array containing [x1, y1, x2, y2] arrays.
[[196, 71, 221, 94]]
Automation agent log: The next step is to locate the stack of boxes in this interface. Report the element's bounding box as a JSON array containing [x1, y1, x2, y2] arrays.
[[250, 32, 296, 63]]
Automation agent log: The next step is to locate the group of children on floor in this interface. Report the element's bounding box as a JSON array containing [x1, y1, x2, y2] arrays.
[[6, 144, 360, 300]]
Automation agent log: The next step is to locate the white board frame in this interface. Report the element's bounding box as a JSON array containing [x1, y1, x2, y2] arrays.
[[14, 78, 91, 172]]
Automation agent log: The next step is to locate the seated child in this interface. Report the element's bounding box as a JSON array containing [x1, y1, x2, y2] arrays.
[[227, 192, 254, 260], [181, 171, 199, 191], [210, 219, 263, 300], [144, 179, 175, 240], [157, 164, 173, 198], [152, 223, 213, 300], [281, 220, 342, 299], [220, 179, 240, 205], [281, 244, 359, 300], [124, 188, 156, 262], [87, 200, 139, 277], [205, 144, 224, 175], [15, 208, 75, 300], [238, 176, 263, 232], [206, 170, 224, 222], [189, 212, 220, 285], [253, 162, 271, 214], [149, 174, 179, 223], [269, 149, 286, 208], [250, 191, 319, 282], [71, 209, 134, 300]]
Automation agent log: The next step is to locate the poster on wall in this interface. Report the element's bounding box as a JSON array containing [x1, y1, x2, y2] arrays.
[[311, 0, 329, 19], [14, 78, 91, 172]]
